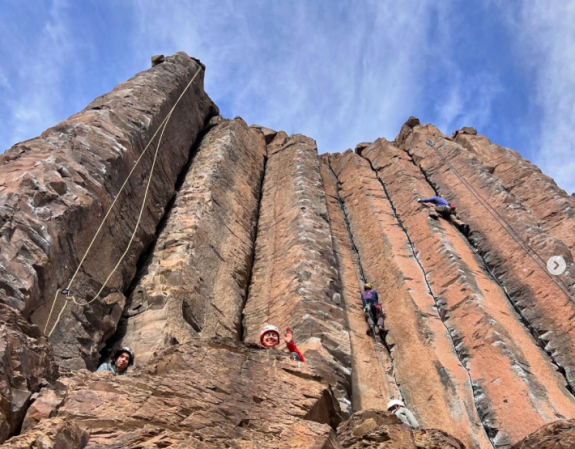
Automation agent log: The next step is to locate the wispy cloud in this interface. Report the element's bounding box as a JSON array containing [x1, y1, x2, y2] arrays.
[[0, 0, 77, 150], [498, 1, 575, 194], [127, 0, 458, 152], [1, 1, 573, 195]]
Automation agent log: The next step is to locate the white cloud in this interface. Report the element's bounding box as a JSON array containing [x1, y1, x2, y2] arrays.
[[499, 2, 575, 194], [0, 0, 77, 150], [126, 0, 458, 153]]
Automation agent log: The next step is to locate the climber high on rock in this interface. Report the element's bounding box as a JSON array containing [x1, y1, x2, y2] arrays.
[[260, 325, 305, 362], [387, 399, 420, 429], [361, 284, 385, 337], [96, 346, 134, 376], [417, 196, 470, 236]]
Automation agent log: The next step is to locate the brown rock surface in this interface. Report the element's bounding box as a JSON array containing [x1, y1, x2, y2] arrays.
[[243, 134, 352, 416], [320, 155, 398, 411], [115, 117, 266, 363], [511, 419, 575, 449], [337, 409, 464, 448], [399, 122, 575, 389], [21, 340, 341, 449], [454, 129, 575, 257], [0, 304, 58, 443], [0, 418, 88, 449], [0, 52, 218, 370], [363, 138, 575, 447], [328, 150, 491, 449]]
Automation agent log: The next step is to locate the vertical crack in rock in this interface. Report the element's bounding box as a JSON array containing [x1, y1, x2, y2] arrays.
[[360, 150, 497, 448], [242, 133, 352, 417], [239, 153, 268, 341], [0, 52, 219, 371], [109, 117, 267, 364], [320, 155, 401, 413], [407, 146, 575, 398], [397, 121, 575, 392], [328, 150, 492, 449], [363, 138, 575, 447]]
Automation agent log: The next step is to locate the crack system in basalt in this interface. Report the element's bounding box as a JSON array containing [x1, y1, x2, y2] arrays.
[[410, 152, 575, 396], [362, 154, 498, 447], [325, 160, 401, 406]]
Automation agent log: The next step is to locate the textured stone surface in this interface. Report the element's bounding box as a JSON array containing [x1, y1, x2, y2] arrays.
[[363, 139, 575, 447], [320, 156, 397, 412], [454, 128, 575, 257], [21, 340, 341, 449], [243, 134, 352, 416], [0, 418, 88, 449], [0, 52, 218, 370], [511, 419, 575, 449], [0, 304, 58, 443], [115, 117, 266, 363], [337, 410, 464, 448], [399, 122, 575, 390], [328, 150, 491, 449]]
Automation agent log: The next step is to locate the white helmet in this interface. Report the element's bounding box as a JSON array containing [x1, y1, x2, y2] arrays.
[[387, 399, 405, 411], [260, 325, 280, 343]]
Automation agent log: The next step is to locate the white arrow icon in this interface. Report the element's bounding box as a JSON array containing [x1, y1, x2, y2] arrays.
[[547, 256, 567, 275]]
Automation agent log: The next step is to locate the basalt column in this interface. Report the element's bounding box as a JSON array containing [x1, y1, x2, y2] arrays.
[[329, 150, 492, 449], [399, 120, 575, 388], [0, 52, 218, 370], [453, 127, 575, 257], [116, 117, 266, 363], [319, 154, 398, 411], [363, 138, 575, 447], [243, 133, 352, 415]]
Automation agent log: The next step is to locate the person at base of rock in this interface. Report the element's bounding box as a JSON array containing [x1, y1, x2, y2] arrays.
[[361, 284, 385, 336], [259, 325, 305, 362], [96, 346, 134, 376], [387, 399, 420, 429], [417, 196, 470, 235]]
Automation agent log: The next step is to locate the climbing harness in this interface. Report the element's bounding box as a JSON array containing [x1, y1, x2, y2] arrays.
[[425, 140, 573, 302], [43, 66, 204, 337]]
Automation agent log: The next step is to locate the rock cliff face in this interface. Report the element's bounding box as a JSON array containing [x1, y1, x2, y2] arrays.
[[1, 54, 574, 448]]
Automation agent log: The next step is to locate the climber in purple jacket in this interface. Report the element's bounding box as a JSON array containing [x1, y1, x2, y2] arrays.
[[417, 196, 470, 235], [361, 284, 385, 336]]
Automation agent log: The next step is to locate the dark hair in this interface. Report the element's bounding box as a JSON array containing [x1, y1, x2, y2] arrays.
[[112, 346, 134, 367]]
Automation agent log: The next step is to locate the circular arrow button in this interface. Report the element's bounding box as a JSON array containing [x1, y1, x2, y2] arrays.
[[547, 256, 567, 275]]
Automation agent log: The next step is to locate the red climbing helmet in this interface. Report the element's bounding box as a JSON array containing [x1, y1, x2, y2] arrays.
[[450, 204, 456, 210]]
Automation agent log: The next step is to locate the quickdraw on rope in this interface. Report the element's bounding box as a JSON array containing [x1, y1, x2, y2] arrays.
[[43, 66, 203, 337]]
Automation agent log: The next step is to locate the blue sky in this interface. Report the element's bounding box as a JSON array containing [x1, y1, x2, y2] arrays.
[[1, 1, 574, 193]]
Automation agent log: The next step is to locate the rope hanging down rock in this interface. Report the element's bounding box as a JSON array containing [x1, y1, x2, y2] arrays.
[[43, 66, 203, 338]]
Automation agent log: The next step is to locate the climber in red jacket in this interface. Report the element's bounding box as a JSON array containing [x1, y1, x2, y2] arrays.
[[260, 325, 305, 362]]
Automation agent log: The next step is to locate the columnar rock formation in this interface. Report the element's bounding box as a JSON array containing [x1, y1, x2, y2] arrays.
[[0, 52, 218, 371], [0, 53, 574, 448], [115, 116, 266, 363], [242, 133, 352, 416]]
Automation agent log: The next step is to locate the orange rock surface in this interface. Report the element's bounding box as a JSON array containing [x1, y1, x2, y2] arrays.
[[1, 55, 575, 447]]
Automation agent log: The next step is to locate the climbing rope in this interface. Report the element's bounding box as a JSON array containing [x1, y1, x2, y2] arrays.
[[425, 140, 574, 302], [43, 66, 204, 337]]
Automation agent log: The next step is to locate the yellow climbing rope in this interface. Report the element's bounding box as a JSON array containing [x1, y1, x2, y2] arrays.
[[43, 66, 203, 337]]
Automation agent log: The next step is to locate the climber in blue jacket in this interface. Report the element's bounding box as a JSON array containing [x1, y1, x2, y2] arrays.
[[361, 284, 385, 336], [417, 196, 470, 235]]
